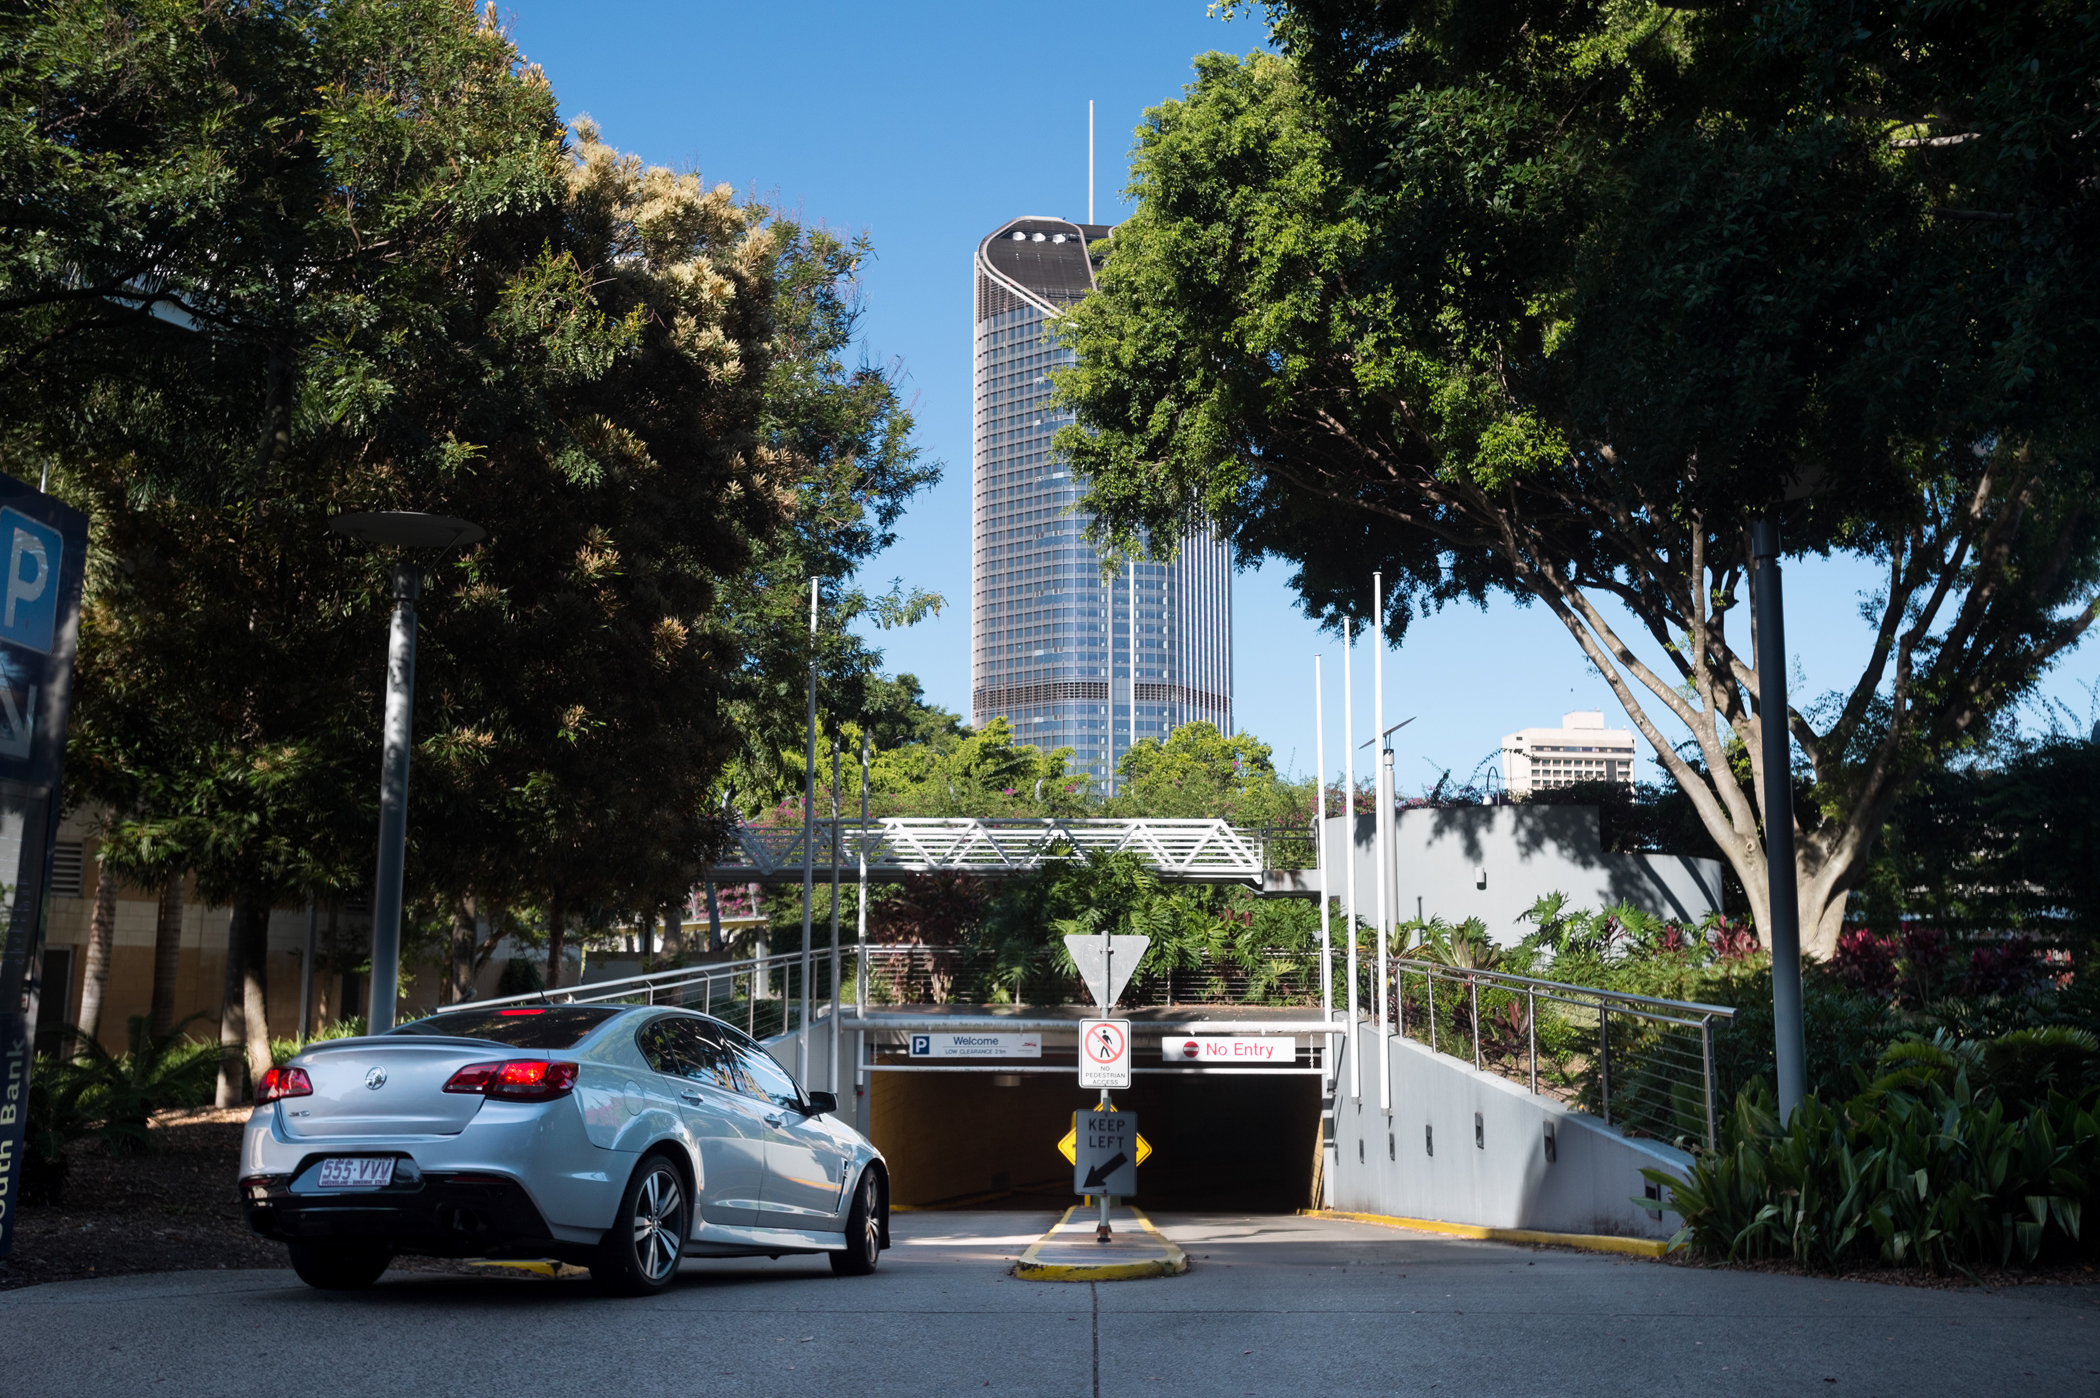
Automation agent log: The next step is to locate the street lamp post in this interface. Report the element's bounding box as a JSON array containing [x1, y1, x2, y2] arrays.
[[330, 511, 484, 1032], [1750, 518, 1807, 1120]]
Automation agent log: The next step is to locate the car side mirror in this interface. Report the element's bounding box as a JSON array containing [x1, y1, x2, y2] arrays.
[[804, 1090, 838, 1117]]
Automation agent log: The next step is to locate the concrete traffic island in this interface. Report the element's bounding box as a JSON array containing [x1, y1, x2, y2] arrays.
[[1013, 1204, 1188, 1281]]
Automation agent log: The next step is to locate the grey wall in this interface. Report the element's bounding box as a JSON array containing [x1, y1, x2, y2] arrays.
[[1320, 806, 1723, 943], [1329, 1023, 1688, 1239]]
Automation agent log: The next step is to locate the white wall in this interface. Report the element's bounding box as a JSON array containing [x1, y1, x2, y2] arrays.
[[1330, 1023, 1688, 1239], [1322, 806, 1723, 942]]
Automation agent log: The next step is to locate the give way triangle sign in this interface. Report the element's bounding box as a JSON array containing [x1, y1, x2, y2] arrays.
[[1063, 932, 1150, 1009]]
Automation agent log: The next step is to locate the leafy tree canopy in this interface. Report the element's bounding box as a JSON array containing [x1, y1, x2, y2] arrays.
[[1054, 4, 2100, 957]]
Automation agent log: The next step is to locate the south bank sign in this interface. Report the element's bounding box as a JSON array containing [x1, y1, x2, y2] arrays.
[[0, 483, 88, 1260]]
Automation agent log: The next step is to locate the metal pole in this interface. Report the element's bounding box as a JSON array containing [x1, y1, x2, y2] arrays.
[[1471, 975, 1482, 1071], [1315, 655, 1331, 1054], [857, 733, 870, 1101], [828, 748, 842, 1094], [1599, 1004, 1612, 1127], [1373, 573, 1392, 1113], [1750, 518, 1807, 1121], [368, 562, 419, 1033], [1701, 1016, 1717, 1151], [1097, 1086, 1114, 1241], [1342, 618, 1359, 1102], [1426, 968, 1437, 1053], [297, 901, 317, 1048], [1527, 986, 1537, 1095], [798, 578, 818, 1078]]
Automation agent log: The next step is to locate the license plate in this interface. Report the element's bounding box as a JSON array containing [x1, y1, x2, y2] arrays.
[[316, 1157, 395, 1190]]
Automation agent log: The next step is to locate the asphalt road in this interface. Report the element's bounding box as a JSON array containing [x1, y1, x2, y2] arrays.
[[2, 1211, 2093, 1397]]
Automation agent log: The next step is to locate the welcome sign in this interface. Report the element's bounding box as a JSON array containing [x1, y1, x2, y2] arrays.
[[0, 476, 89, 1261]]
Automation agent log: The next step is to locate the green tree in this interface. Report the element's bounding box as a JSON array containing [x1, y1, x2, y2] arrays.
[[1108, 720, 1311, 827], [3, 2, 905, 1069], [1055, 8, 2100, 958]]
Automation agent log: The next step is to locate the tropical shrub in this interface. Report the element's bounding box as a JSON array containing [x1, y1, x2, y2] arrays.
[[1654, 1042, 2100, 1271]]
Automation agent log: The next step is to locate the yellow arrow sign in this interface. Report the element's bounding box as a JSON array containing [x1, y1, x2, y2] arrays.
[[1059, 1110, 1152, 1166]]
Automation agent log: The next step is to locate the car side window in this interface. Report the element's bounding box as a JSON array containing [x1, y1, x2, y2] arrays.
[[676, 1020, 743, 1094], [729, 1041, 803, 1113], [635, 1017, 687, 1076]]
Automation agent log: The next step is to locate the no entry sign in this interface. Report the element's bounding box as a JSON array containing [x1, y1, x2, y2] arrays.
[[1078, 1018, 1131, 1089]]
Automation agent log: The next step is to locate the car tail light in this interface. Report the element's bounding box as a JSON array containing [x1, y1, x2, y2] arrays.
[[485, 1060, 579, 1101], [443, 1062, 503, 1093], [444, 1059, 578, 1101], [256, 1067, 312, 1103]]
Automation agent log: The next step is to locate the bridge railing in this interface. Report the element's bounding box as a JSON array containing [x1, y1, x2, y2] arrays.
[[719, 817, 1276, 883], [1387, 957, 1736, 1150]]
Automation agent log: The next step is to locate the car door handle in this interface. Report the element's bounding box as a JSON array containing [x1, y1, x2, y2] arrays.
[[764, 1113, 785, 1128], [679, 1090, 703, 1104]]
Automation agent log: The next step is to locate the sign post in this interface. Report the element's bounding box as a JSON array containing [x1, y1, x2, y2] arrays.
[[0, 477, 90, 1262]]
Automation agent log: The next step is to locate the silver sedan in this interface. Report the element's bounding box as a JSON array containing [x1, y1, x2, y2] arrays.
[[237, 1004, 887, 1294]]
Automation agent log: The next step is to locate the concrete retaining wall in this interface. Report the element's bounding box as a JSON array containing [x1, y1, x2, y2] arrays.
[[1329, 1022, 1688, 1239], [1321, 806, 1724, 942]]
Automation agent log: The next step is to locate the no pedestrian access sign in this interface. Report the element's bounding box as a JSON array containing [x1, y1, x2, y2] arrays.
[[1078, 1018, 1131, 1089]]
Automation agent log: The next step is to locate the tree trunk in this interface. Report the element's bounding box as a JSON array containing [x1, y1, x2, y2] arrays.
[[214, 907, 247, 1107], [447, 895, 477, 1003], [638, 908, 655, 966], [240, 899, 272, 1091], [150, 875, 184, 1038], [664, 898, 684, 962], [545, 904, 564, 991], [706, 879, 722, 953], [75, 852, 119, 1054]]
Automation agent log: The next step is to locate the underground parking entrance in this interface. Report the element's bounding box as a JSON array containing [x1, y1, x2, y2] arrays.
[[863, 1054, 1325, 1213]]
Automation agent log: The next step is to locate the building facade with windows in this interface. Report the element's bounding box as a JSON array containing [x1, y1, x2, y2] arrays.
[[970, 216, 1232, 786], [1500, 710, 1639, 795]]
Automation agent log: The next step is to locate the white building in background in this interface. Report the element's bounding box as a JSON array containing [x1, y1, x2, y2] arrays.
[[969, 216, 1232, 783], [1501, 711, 1638, 795]]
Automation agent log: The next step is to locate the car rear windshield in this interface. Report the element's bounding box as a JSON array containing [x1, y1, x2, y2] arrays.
[[388, 1005, 622, 1049]]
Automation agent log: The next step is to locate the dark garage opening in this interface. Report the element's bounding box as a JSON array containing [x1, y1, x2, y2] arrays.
[[868, 1070, 1321, 1213]]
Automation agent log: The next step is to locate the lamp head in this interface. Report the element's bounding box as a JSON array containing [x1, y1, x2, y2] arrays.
[[329, 511, 485, 548]]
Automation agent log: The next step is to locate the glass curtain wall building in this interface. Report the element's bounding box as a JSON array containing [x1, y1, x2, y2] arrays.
[[971, 216, 1232, 788]]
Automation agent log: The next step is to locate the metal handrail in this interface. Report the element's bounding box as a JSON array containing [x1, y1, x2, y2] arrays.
[[1387, 955, 1736, 1150]]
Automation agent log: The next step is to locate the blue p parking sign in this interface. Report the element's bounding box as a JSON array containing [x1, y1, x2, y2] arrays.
[[0, 509, 60, 654]]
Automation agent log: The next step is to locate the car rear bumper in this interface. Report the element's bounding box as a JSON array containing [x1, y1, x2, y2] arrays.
[[241, 1157, 592, 1263]]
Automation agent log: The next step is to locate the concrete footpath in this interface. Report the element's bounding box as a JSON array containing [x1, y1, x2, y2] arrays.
[[1, 1211, 2093, 1397]]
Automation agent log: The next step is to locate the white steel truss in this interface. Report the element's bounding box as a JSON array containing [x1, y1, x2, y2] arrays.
[[718, 818, 1268, 885]]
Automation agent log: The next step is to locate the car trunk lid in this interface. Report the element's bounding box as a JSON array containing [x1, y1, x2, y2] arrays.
[[280, 1039, 502, 1138]]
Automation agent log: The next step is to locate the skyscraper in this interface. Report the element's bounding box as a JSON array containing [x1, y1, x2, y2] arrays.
[[971, 216, 1232, 786]]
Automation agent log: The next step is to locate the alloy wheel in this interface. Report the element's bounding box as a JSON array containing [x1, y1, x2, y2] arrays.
[[631, 1166, 685, 1282]]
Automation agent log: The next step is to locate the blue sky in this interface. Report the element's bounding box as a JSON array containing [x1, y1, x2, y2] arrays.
[[504, 2, 2099, 788]]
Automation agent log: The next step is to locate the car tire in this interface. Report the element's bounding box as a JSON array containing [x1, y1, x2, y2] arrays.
[[829, 1168, 882, 1276], [592, 1154, 689, 1296], [286, 1242, 393, 1291]]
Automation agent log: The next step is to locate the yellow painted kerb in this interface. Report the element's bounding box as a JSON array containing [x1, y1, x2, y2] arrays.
[[1013, 1206, 1190, 1281], [1302, 1209, 1672, 1258]]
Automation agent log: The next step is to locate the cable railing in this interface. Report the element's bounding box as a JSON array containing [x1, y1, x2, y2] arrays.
[[1387, 957, 1736, 1150], [467, 947, 852, 1043]]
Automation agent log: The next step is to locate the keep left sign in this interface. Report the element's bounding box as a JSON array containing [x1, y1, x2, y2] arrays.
[[0, 509, 60, 654]]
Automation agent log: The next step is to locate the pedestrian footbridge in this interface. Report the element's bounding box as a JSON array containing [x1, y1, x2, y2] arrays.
[[713, 818, 1315, 893]]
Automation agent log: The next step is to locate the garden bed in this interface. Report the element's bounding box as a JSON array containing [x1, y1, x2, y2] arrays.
[[0, 1107, 462, 1290]]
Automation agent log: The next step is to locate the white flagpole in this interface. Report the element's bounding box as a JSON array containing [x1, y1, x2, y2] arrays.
[[1343, 617, 1359, 1103], [1315, 654, 1332, 1077], [1374, 572, 1392, 1112]]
